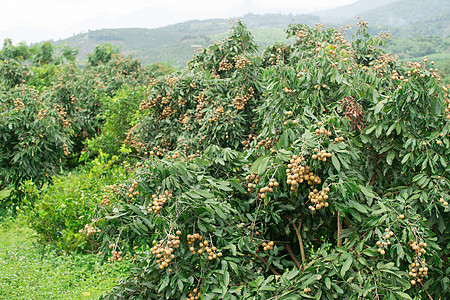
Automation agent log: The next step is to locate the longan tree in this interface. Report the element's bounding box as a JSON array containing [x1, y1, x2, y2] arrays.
[[71, 21, 450, 299]]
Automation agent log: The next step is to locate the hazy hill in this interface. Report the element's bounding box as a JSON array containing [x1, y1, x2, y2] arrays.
[[316, 0, 398, 23], [45, 0, 448, 69], [56, 14, 319, 67], [358, 0, 450, 27]]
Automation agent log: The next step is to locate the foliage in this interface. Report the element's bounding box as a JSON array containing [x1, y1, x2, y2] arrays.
[[0, 40, 161, 190], [84, 21, 450, 300], [0, 18, 449, 300], [0, 85, 72, 189], [88, 43, 120, 66], [87, 86, 145, 157], [26, 153, 127, 253], [0, 59, 30, 88]]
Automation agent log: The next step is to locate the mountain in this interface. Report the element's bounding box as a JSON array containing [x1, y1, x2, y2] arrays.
[[7, 0, 447, 71], [315, 0, 398, 23], [55, 14, 319, 67], [357, 0, 450, 27]]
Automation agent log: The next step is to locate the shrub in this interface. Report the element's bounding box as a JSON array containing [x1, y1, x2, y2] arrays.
[[27, 152, 127, 253]]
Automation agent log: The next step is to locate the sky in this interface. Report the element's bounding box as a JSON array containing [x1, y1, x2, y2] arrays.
[[0, 0, 357, 43]]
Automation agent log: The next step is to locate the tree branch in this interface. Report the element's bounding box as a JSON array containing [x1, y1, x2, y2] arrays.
[[285, 215, 306, 270], [285, 243, 301, 270], [255, 253, 281, 276]]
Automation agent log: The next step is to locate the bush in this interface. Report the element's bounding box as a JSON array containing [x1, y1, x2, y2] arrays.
[[27, 152, 127, 253]]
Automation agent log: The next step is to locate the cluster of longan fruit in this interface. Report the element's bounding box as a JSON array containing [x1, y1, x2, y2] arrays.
[[149, 146, 167, 157], [12, 98, 24, 111], [259, 179, 279, 199], [100, 194, 111, 206], [55, 104, 71, 127], [312, 148, 332, 162], [314, 122, 332, 137], [233, 87, 254, 110], [218, 59, 233, 71], [286, 156, 322, 192], [125, 180, 139, 199], [108, 249, 124, 262], [166, 151, 181, 160], [37, 108, 47, 120], [308, 187, 330, 211], [246, 173, 260, 192], [147, 190, 173, 215], [334, 137, 345, 143], [409, 240, 427, 257], [284, 110, 294, 117], [255, 137, 274, 149], [234, 55, 251, 69], [187, 234, 222, 260], [261, 241, 274, 251], [187, 288, 201, 300], [79, 224, 100, 238], [390, 70, 409, 83], [121, 160, 136, 173], [242, 134, 257, 150], [376, 228, 395, 255], [62, 143, 70, 157], [105, 244, 124, 262], [166, 76, 178, 86], [150, 231, 181, 270], [303, 287, 312, 293], [444, 96, 450, 120], [108, 183, 121, 193], [283, 87, 294, 94], [439, 197, 449, 206], [408, 257, 429, 286]]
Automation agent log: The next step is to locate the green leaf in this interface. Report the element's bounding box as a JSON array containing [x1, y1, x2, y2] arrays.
[[157, 276, 170, 293], [331, 155, 341, 172], [258, 156, 271, 176], [395, 292, 412, 300], [223, 270, 230, 287], [401, 153, 412, 164], [260, 286, 277, 291], [250, 155, 268, 174], [341, 257, 352, 277], [348, 199, 368, 214], [177, 279, 184, 292], [386, 151, 395, 165], [228, 260, 239, 275], [280, 294, 302, 300], [374, 100, 385, 114], [325, 277, 331, 289]]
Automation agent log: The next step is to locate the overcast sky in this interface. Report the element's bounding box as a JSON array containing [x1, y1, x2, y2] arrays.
[[0, 0, 357, 43]]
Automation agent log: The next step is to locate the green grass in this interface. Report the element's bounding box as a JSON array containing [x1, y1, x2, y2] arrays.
[[0, 217, 131, 300]]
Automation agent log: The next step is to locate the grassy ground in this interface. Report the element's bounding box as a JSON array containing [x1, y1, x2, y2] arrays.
[[0, 217, 131, 300]]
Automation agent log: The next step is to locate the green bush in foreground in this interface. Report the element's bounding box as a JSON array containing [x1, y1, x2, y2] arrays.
[[26, 153, 127, 253]]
